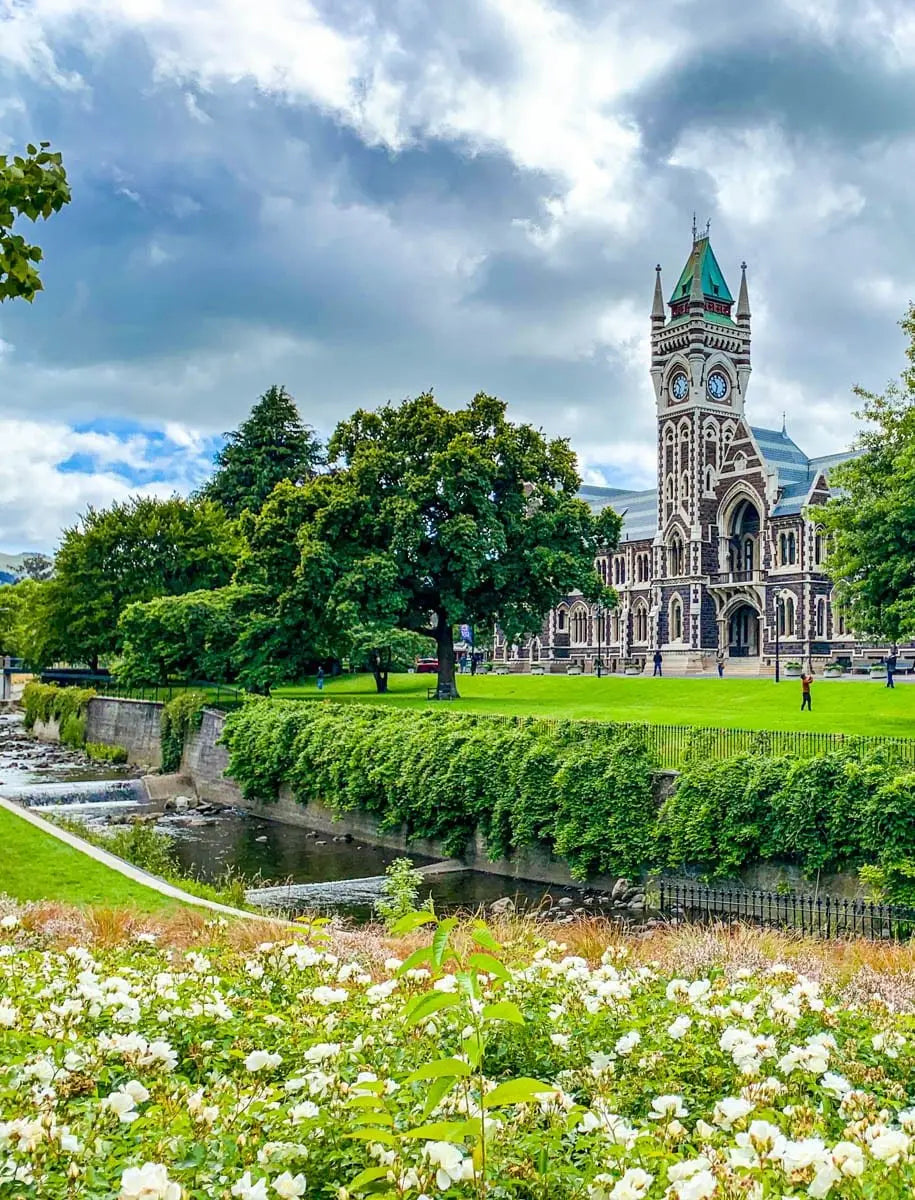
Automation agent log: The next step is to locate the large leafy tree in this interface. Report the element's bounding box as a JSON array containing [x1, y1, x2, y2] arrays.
[[821, 305, 915, 643], [298, 391, 620, 696], [117, 586, 251, 685], [1, 143, 70, 302], [41, 497, 238, 669], [201, 385, 323, 517]]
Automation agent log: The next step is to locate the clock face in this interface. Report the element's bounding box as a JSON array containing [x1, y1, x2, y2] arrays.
[[707, 370, 729, 401], [670, 371, 689, 401]]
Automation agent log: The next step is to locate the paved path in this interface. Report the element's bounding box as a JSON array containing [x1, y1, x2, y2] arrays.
[[0, 794, 279, 923]]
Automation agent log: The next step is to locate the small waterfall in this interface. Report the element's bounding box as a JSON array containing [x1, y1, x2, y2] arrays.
[[246, 875, 391, 909], [10, 779, 148, 809]]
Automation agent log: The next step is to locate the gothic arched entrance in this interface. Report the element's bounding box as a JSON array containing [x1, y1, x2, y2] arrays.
[[727, 602, 760, 657]]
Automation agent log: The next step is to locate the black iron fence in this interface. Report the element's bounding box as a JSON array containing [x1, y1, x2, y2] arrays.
[[467, 711, 915, 770], [39, 672, 243, 712], [657, 880, 915, 940]]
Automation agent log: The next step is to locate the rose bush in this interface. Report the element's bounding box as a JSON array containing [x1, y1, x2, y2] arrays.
[[2, 908, 915, 1198]]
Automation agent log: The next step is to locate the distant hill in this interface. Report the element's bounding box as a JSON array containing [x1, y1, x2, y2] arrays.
[[0, 553, 47, 584]]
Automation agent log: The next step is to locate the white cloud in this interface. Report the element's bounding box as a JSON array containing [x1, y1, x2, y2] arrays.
[[0, 418, 211, 551]]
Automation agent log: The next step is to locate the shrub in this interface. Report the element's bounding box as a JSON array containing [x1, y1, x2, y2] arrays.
[[375, 858, 427, 928], [86, 741, 129, 764], [22, 681, 95, 731], [60, 713, 87, 748], [222, 702, 661, 878], [160, 691, 208, 773]]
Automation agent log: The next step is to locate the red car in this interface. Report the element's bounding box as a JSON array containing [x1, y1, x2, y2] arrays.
[[415, 657, 439, 674]]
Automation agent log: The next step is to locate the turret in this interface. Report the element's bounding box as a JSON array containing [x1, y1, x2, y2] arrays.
[[737, 261, 751, 322]]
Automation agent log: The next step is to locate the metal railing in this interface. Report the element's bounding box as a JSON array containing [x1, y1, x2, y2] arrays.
[[462, 711, 915, 770], [657, 880, 915, 941], [40, 673, 244, 712]]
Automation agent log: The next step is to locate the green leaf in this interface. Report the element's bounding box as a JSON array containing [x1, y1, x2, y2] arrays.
[[404, 1057, 472, 1084], [390, 910, 438, 935], [462, 1031, 483, 1069], [404, 990, 462, 1028], [349, 1110, 395, 1128], [431, 917, 458, 969], [348, 1166, 392, 1191], [468, 952, 511, 982], [470, 922, 502, 952], [346, 1129, 396, 1146], [400, 1120, 473, 1141], [394, 945, 432, 975], [423, 1073, 459, 1119], [347, 1095, 389, 1110], [483, 1077, 555, 1108], [481, 1000, 524, 1024]]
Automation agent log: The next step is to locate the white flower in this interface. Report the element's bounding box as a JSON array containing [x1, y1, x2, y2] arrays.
[[550, 1033, 570, 1049], [589, 1050, 613, 1075], [311, 987, 348, 1006], [668, 1015, 691, 1039], [808, 1162, 840, 1198], [712, 1096, 754, 1130], [671, 1170, 716, 1200], [231, 1171, 269, 1200], [118, 1163, 181, 1200], [0, 1001, 17, 1027], [103, 1084, 149, 1124], [423, 1141, 474, 1190], [869, 1129, 909, 1164], [272, 1172, 307, 1198], [819, 1072, 851, 1100], [872, 1031, 906, 1059], [289, 1102, 320, 1123], [614, 1031, 640, 1056], [832, 1141, 865, 1178], [245, 1050, 283, 1072], [301, 1043, 340, 1063], [649, 1095, 688, 1119], [0, 914, 19, 930], [609, 1167, 653, 1200]]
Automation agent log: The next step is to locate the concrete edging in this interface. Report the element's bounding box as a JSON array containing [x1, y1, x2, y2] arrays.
[[0, 794, 278, 923]]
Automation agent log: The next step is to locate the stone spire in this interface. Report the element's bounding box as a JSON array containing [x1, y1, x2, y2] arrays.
[[737, 261, 751, 321], [689, 243, 704, 306], [651, 264, 665, 322]]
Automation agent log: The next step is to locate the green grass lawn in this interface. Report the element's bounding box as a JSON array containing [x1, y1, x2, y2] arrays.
[[0, 806, 183, 912], [272, 672, 915, 738]]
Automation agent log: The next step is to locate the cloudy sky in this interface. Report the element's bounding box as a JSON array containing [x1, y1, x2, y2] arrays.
[[1, 0, 913, 551]]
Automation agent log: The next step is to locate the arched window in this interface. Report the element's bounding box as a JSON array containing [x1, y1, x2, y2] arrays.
[[669, 595, 683, 642], [681, 472, 690, 505], [836, 607, 847, 636], [778, 594, 796, 637], [814, 528, 826, 565], [744, 537, 754, 573], [619, 558, 626, 584], [704, 424, 720, 471], [815, 597, 826, 638], [611, 611, 620, 642], [557, 609, 566, 632], [632, 602, 648, 644], [571, 606, 588, 646], [704, 465, 714, 494], [779, 531, 797, 566], [669, 533, 684, 577]]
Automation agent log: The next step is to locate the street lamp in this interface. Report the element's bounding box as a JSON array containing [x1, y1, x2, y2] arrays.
[[596, 600, 603, 678], [774, 595, 784, 683]]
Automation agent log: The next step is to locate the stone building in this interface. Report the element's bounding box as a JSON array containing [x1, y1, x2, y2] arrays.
[[496, 231, 857, 674]]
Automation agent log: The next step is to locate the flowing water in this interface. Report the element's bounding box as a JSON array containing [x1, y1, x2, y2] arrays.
[[2, 714, 570, 920]]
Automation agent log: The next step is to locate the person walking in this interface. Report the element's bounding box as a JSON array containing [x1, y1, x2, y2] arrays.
[[716, 648, 726, 678], [800, 668, 813, 711], [886, 651, 897, 689], [316, 666, 325, 692], [652, 649, 663, 677]]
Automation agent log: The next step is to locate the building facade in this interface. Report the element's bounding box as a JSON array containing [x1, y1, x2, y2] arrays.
[[496, 232, 857, 674]]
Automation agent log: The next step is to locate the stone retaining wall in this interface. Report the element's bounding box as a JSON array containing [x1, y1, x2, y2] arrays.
[[86, 697, 163, 769]]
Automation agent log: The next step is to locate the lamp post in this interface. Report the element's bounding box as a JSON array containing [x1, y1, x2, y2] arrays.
[[774, 595, 783, 683], [595, 600, 603, 678]]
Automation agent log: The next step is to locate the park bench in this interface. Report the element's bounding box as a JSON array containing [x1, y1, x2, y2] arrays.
[[895, 658, 915, 674]]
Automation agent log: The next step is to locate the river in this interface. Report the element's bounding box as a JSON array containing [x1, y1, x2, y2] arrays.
[[2, 714, 587, 920]]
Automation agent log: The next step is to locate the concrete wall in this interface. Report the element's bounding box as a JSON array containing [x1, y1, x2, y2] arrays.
[[86, 697, 163, 769]]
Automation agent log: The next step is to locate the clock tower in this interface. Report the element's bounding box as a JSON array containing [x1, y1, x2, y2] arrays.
[[649, 230, 751, 534]]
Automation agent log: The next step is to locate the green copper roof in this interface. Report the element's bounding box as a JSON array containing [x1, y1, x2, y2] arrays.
[[668, 237, 734, 305]]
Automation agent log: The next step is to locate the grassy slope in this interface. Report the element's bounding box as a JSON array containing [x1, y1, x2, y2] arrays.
[[273, 673, 915, 737], [0, 807, 182, 912]]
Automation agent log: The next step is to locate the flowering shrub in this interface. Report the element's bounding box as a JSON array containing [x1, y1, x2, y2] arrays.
[[4, 912, 915, 1199]]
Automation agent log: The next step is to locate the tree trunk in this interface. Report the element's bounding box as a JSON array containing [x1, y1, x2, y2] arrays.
[[435, 614, 458, 699], [369, 649, 389, 693]]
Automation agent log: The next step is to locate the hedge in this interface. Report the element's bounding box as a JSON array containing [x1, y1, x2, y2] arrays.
[[220, 701, 658, 879], [22, 682, 96, 745], [221, 701, 915, 885]]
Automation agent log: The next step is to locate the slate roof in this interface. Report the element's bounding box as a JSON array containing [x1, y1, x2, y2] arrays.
[[751, 426, 856, 517], [578, 484, 657, 543]]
